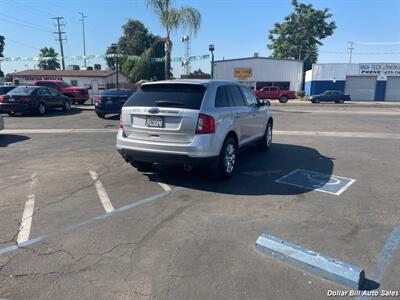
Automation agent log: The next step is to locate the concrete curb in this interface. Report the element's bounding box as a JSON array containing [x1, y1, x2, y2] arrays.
[[256, 233, 365, 289]]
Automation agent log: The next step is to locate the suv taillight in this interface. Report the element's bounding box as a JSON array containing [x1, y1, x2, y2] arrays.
[[95, 96, 102, 103], [195, 113, 215, 134]]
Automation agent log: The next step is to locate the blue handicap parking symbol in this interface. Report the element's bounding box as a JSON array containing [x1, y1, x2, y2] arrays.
[[275, 169, 356, 195]]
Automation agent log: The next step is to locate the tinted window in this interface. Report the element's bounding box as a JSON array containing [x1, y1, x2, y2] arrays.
[[240, 87, 258, 106], [59, 82, 71, 88], [36, 82, 57, 88], [227, 85, 246, 107], [0, 86, 14, 94], [102, 89, 135, 97], [125, 84, 206, 109], [215, 86, 232, 107], [8, 87, 37, 95], [48, 88, 59, 96], [270, 87, 278, 91], [37, 88, 50, 95]]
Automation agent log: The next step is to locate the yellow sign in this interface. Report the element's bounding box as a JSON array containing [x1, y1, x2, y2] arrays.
[[234, 68, 252, 80]]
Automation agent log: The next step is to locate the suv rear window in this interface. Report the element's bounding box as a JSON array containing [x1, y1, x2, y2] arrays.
[[125, 83, 206, 109]]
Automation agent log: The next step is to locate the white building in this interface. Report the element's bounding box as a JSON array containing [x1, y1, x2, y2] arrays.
[[7, 69, 129, 95], [305, 63, 400, 101], [214, 56, 304, 92]]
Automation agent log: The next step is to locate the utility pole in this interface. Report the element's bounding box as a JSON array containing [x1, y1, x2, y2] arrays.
[[348, 41, 355, 64], [79, 12, 87, 67], [52, 17, 66, 70], [111, 43, 119, 88]]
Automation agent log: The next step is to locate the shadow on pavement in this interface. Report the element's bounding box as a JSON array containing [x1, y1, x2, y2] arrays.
[[5, 107, 83, 118], [360, 278, 380, 291], [0, 134, 30, 147], [146, 143, 335, 196]]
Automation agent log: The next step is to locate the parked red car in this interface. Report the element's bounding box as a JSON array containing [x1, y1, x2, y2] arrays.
[[254, 86, 296, 103], [34, 80, 89, 104]]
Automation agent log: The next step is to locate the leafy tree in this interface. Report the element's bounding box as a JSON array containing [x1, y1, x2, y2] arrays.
[[145, 0, 201, 79], [191, 68, 209, 76], [268, 0, 336, 71], [106, 19, 165, 80], [37, 47, 60, 70], [122, 48, 164, 82], [0, 35, 5, 77]]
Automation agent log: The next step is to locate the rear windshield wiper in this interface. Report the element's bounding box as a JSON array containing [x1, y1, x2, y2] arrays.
[[154, 100, 184, 107]]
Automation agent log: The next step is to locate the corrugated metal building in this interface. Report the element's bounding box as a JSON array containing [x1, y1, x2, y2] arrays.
[[214, 56, 304, 92], [305, 63, 400, 101]]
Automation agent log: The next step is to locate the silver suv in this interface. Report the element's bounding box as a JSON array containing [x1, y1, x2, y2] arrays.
[[116, 80, 273, 178]]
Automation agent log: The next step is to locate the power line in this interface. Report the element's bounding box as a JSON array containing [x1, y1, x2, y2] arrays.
[[0, 16, 52, 33], [79, 12, 88, 67], [5, 37, 41, 51], [0, 13, 52, 32], [355, 41, 400, 45], [52, 17, 66, 70]]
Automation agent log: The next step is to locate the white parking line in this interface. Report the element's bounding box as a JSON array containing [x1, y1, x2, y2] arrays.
[[157, 182, 171, 191], [17, 173, 37, 244], [89, 170, 115, 213], [275, 130, 400, 139]]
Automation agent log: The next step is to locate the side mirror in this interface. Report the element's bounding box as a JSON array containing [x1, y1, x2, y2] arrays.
[[265, 100, 271, 107]]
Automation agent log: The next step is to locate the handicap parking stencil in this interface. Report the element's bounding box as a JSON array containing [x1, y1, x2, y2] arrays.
[[275, 169, 356, 196]]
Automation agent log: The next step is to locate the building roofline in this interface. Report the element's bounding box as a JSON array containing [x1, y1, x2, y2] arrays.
[[214, 56, 304, 63], [6, 69, 128, 78]]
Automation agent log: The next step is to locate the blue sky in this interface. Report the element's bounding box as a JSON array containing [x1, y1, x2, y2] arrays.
[[1, 0, 399, 76]]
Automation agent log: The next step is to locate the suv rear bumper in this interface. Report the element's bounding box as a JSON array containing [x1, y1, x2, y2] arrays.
[[116, 129, 220, 165], [118, 148, 218, 166]]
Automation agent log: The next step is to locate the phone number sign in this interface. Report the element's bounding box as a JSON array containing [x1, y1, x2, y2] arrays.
[[360, 63, 400, 79]]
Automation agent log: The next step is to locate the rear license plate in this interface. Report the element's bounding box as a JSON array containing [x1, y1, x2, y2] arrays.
[[146, 116, 164, 128], [8, 98, 15, 102]]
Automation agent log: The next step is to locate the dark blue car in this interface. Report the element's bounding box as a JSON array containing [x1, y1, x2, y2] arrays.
[[95, 88, 136, 118], [309, 90, 351, 104]]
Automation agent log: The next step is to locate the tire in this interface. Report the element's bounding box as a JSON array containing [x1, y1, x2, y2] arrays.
[[7, 111, 16, 117], [37, 103, 46, 115], [339, 99, 344, 104], [257, 121, 273, 151], [216, 137, 237, 179], [314, 98, 320, 103], [279, 95, 289, 103], [96, 112, 106, 119], [62, 99, 71, 111], [130, 161, 154, 172]]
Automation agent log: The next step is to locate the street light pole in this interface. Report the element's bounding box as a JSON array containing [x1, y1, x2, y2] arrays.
[[79, 12, 87, 67], [209, 44, 215, 79]]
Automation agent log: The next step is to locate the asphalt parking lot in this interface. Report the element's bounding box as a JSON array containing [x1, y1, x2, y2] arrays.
[[1, 102, 400, 299]]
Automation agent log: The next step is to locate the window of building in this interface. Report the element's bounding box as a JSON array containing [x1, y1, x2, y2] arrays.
[[70, 80, 78, 86]]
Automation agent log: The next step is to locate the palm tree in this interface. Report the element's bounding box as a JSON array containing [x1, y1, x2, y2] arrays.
[[38, 47, 60, 70], [145, 0, 201, 79]]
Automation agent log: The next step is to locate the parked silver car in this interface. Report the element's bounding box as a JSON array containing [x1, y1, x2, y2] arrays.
[[116, 80, 273, 178]]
